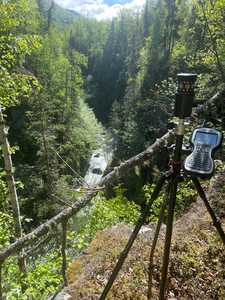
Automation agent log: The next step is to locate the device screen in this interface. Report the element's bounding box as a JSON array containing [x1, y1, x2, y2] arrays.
[[195, 131, 218, 145]]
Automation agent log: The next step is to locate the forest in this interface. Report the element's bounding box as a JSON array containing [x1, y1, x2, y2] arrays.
[[0, 0, 225, 299]]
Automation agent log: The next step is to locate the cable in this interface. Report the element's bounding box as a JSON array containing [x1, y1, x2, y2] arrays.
[[52, 148, 91, 188]]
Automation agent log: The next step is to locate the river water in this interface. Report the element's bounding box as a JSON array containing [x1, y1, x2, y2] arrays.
[[84, 134, 113, 187], [71, 133, 114, 232]]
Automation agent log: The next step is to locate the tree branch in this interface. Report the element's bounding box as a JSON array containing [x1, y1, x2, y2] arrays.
[[0, 88, 224, 263], [0, 191, 97, 262], [0, 131, 174, 262]]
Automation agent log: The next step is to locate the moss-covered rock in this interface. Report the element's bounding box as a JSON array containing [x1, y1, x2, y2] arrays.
[[65, 171, 225, 299]]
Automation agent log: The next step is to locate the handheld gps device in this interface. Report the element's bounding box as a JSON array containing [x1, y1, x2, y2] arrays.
[[184, 128, 223, 177]]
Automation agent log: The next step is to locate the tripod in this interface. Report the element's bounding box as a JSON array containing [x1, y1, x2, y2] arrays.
[[99, 118, 225, 300]]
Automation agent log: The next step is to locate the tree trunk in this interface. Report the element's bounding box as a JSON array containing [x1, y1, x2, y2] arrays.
[[0, 106, 26, 274], [41, 115, 53, 194], [0, 264, 2, 300], [61, 219, 68, 287]]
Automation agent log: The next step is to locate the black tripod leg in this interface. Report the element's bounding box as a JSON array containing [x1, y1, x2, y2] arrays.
[[159, 178, 178, 300], [99, 174, 167, 300], [147, 184, 170, 300], [191, 176, 225, 246]]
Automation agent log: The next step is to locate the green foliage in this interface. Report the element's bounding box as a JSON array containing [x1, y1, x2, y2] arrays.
[[1, 187, 139, 298], [0, 169, 14, 247], [0, 212, 13, 247], [144, 180, 197, 223], [24, 256, 61, 299], [2, 253, 62, 300], [0, 0, 41, 107], [175, 181, 197, 216], [8, 18, 103, 221], [111, 91, 172, 159], [68, 187, 140, 252], [194, 0, 225, 80], [0, 170, 61, 299]]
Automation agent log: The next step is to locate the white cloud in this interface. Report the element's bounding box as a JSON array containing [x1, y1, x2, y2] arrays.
[[54, 0, 145, 20]]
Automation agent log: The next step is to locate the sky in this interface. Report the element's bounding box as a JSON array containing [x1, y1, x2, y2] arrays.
[[54, 0, 146, 20]]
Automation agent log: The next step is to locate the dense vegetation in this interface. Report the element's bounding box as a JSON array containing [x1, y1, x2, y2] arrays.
[[0, 0, 224, 298]]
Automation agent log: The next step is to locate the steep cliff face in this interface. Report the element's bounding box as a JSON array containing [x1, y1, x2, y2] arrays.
[[65, 170, 225, 299]]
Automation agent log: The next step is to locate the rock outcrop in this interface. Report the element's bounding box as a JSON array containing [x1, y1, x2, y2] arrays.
[[64, 170, 225, 299]]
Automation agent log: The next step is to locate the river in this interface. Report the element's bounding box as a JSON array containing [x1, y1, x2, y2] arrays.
[[71, 132, 114, 232], [84, 133, 113, 187]]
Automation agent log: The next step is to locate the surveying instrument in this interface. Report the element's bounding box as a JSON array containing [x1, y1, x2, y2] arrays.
[[99, 73, 225, 300]]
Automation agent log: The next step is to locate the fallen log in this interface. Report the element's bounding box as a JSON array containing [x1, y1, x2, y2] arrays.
[[0, 131, 175, 262], [0, 191, 97, 262], [0, 88, 224, 262], [101, 130, 174, 187], [194, 88, 225, 115]]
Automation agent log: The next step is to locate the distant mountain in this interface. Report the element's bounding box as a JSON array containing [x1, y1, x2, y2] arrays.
[[54, 0, 144, 21], [52, 4, 79, 27], [38, 0, 80, 28]]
